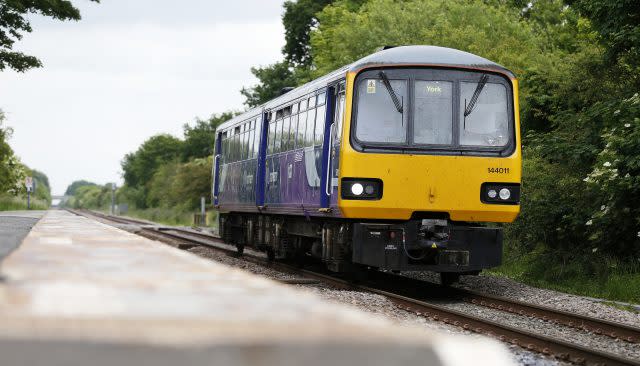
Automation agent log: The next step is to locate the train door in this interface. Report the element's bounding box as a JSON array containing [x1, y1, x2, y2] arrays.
[[320, 82, 346, 208], [212, 131, 223, 206]]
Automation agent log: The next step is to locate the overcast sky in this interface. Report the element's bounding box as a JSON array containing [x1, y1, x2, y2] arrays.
[[0, 0, 286, 195]]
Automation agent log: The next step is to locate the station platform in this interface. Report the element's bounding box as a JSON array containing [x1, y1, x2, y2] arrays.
[[0, 210, 513, 366]]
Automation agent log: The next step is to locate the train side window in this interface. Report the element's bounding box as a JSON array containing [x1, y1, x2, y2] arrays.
[[298, 110, 308, 147], [233, 133, 240, 162], [315, 104, 326, 145], [222, 137, 228, 163], [308, 95, 316, 109], [254, 125, 260, 158], [317, 92, 326, 106], [305, 108, 315, 147], [268, 122, 275, 155], [275, 119, 283, 153], [300, 99, 308, 111], [282, 116, 291, 151], [239, 132, 245, 161], [290, 113, 299, 149], [247, 129, 254, 159], [292, 102, 299, 114]]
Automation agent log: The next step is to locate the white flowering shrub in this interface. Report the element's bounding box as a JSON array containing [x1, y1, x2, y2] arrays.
[[582, 93, 640, 257]]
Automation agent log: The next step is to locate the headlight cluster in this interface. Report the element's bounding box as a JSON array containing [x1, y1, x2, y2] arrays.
[[341, 178, 383, 200], [481, 183, 520, 205]]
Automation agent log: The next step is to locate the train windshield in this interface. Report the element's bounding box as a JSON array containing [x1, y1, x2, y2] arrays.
[[353, 70, 512, 151]]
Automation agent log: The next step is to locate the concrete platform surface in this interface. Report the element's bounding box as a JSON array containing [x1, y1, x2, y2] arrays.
[[0, 211, 514, 366]]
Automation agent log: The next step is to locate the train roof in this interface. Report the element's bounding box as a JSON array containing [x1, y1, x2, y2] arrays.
[[217, 45, 514, 132]]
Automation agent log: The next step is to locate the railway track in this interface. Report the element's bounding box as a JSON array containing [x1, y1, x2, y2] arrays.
[[70, 209, 640, 366]]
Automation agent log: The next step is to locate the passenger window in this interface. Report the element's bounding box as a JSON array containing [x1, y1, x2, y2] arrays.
[[247, 129, 255, 158], [317, 92, 326, 106], [275, 119, 283, 153], [282, 116, 291, 151], [233, 133, 240, 162], [253, 124, 260, 158], [239, 132, 245, 160], [290, 114, 299, 149], [315, 104, 326, 145], [309, 96, 316, 108], [305, 109, 315, 147], [268, 123, 275, 155], [292, 103, 299, 114], [300, 99, 308, 111], [298, 111, 308, 147]]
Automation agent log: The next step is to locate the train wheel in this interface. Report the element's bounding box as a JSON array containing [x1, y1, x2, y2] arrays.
[[440, 272, 460, 286], [266, 248, 275, 262], [235, 244, 244, 256]]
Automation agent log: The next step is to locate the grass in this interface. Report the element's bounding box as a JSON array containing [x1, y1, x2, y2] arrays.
[[490, 247, 640, 305], [0, 195, 49, 211], [122, 207, 218, 229]]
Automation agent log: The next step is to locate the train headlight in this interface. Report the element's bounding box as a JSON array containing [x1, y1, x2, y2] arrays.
[[341, 178, 383, 200], [481, 183, 520, 205], [351, 183, 364, 196]]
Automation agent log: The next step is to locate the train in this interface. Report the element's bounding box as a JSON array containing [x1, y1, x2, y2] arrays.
[[212, 45, 521, 285]]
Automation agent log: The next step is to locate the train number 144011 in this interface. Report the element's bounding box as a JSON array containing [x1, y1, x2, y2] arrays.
[[488, 167, 510, 174]]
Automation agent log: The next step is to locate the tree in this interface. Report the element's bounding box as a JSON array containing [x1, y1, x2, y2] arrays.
[[566, 0, 640, 69], [182, 112, 235, 160], [65, 180, 98, 196], [121, 134, 183, 208], [282, 0, 335, 66], [0, 110, 24, 194], [240, 61, 300, 107], [311, 0, 545, 77], [0, 0, 100, 72]]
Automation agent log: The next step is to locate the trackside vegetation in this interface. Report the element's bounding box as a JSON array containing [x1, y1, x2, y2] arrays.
[[64, 114, 234, 226], [66, 0, 639, 302], [0, 111, 51, 210]]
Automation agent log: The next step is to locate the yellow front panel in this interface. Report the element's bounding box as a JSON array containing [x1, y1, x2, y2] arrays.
[[337, 72, 522, 223]]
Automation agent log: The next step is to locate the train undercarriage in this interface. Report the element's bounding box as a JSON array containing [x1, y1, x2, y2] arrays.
[[219, 213, 503, 285]]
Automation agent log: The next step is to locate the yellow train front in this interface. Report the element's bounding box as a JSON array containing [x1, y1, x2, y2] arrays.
[[214, 46, 521, 283]]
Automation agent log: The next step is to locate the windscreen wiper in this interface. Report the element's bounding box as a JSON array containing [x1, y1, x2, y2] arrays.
[[378, 71, 403, 114], [463, 74, 489, 129]]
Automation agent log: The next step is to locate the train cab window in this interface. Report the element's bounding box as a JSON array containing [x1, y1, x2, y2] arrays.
[[315, 104, 326, 145], [282, 116, 291, 151], [414, 81, 453, 145], [459, 82, 509, 147], [306, 108, 316, 146], [355, 78, 408, 144]]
